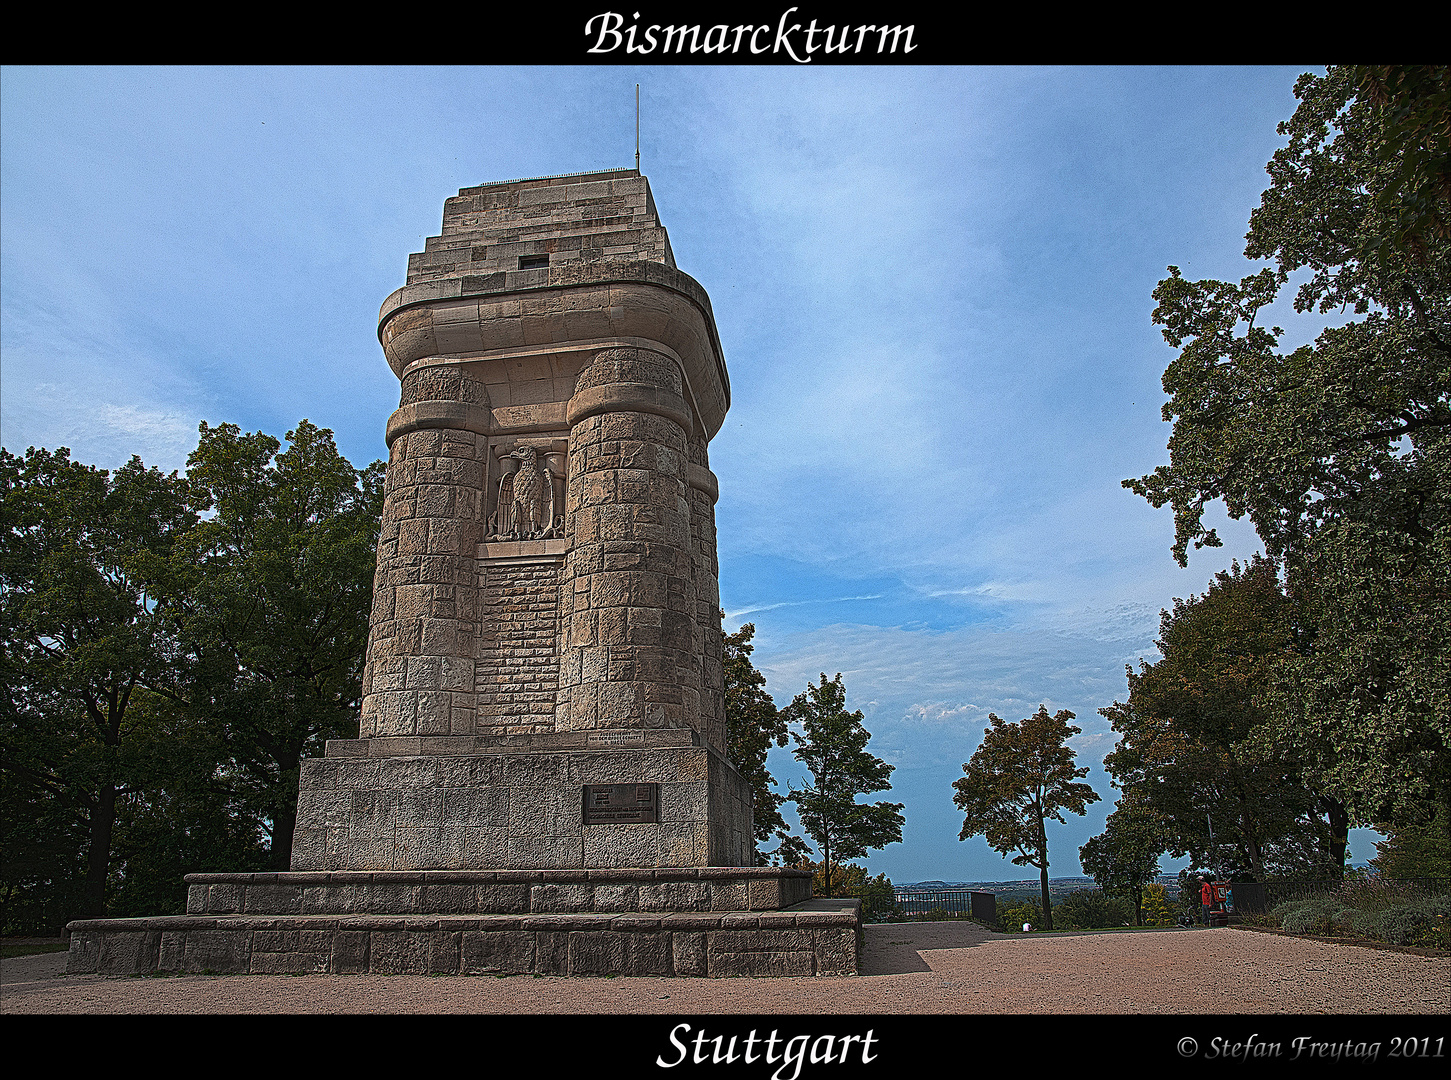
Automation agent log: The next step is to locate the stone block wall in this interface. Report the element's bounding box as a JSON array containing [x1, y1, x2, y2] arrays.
[[361, 365, 491, 739], [290, 742, 752, 871], [408, 169, 676, 283], [475, 555, 562, 733]]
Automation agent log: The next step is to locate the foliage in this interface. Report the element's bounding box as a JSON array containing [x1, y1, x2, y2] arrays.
[[1139, 883, 1177, 927], [1101, 559, 1342, 881], [166, 421, 383, 867], [998, 898, 1043, 933], [722, 622, 794, 863], [1369, 798, 1451, 879], [1124, 64, 1450, 835], [1270, 883, 1451, 949], [768, 834, 813, 868], [0, 422, 383, 929], [858, 871, 897, 922], [0, 447, 197, 922], [953, 705, 1100, 931], [1079, 791, 1164, 925], [784, 673, 904, 898], [1052, 889, 1133, 930], [794, 860, 897, 921]]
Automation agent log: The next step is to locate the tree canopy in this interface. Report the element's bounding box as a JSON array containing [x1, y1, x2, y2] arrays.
[[1125, 65, 1450, 835], [166, 421, 383, 867], [722, 622, 795, 864], [1078, 791, 1163, 926], [0, 422, 383, 930], [0, 447, 198, 919], [1100, 559, 1342, 881], [784, 673, 904, 897], [953, 705, 1099, 931]]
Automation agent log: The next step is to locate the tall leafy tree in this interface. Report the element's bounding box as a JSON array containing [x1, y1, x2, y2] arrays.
[[722, 622, 795, 864], [0, 447, 197, 919], [954, 706, 1100, 931], [1101, 560, 1341, 880], [1078, 793, 1164, 926], [167, 421, 384, 868], [1126, 65, 1450, 834], [784, 673, 904, 897]]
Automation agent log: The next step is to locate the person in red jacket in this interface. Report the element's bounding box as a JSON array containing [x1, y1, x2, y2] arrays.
[[1200, 877, 1215, 925]]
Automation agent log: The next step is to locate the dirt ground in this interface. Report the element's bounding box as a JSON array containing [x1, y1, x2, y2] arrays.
[[3, 922, 1446, 1015]]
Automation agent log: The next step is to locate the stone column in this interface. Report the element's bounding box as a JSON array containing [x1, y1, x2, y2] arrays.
[[556, 347, 701, 737], [359, 363, 490, 738], [688, 437, 726, 754]]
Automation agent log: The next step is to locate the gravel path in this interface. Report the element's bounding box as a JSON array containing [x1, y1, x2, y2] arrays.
[[4, 923, 1446, 1015]]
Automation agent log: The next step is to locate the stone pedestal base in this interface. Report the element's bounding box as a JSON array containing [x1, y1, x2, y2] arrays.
[[65, 869, 860, 978], [292, 734, 754, 871]]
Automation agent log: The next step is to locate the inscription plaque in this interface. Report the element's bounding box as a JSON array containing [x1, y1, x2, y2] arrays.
[[583, 783, 659, 825]]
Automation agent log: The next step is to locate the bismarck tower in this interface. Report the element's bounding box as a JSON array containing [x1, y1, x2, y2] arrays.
[[292, 168, 748, 871], [67, 171, 858, 978]]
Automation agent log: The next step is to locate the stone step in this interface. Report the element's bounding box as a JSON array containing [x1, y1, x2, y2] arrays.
[[66, 900, 860, 978], [184, 869, 813, 917]]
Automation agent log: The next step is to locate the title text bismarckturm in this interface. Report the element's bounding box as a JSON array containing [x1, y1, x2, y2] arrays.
[[585, 9, 916, 62]]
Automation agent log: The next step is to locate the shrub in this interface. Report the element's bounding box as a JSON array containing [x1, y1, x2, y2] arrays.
[[1379, 896, 1451, 948], [999, 899, 1043, 932], [1139, 883, 1176, 927], [1276, 897, 1338, 935], [1053, 889, 1133, 929]]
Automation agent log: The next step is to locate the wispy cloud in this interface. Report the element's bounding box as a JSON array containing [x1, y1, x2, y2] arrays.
[[725, 594, 884, 622]]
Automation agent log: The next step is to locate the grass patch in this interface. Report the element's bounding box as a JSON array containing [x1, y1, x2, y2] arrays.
[[1, 940, 69, 959]]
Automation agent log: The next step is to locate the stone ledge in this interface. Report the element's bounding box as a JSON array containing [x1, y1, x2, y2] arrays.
[[65, 901, 858, 978], [180, 868, 815, 916], [324, 730, 700, 758]]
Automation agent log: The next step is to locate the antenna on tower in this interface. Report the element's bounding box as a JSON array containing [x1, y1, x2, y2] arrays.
[[635, 83, 641, 174]]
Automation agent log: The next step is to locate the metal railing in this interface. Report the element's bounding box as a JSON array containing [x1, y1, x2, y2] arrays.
[[893, 889, 998, 923]]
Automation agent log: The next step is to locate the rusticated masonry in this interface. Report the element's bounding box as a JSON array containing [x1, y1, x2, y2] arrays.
[[64, 170, 850, 980], [360, 365, 490, 738], [688, 435, 726, 753], [556, 347, 705, 741], [299, 169, 753, 872], [475, 558, 561, 733]]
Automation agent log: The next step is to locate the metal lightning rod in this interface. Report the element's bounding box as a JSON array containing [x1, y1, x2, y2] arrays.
[[635, 83, 641, 173]]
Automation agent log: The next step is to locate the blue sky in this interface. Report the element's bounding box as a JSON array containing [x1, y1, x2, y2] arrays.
[[0, 65, 1382, 882]]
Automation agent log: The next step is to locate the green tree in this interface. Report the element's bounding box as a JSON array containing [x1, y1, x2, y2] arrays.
[[784, 673, 904, 898], [1369, 798, 1451, 879], [0, 447, 197, 919], [1079, 793, 1164, 925], [1101, 560, 1342, 880], [1138, 882, 1176, 927], [953, 706, 1101, 931], [722, 622, 794, 864], [1125, 64, 1450, 836], [167, 421, 384, 868]]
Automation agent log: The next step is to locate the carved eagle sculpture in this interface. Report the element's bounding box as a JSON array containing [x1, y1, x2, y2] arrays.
[[505, 446, 555, 540]]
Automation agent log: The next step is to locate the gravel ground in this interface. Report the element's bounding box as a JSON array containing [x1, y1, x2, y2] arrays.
[[3, 923, 1446, 1015]]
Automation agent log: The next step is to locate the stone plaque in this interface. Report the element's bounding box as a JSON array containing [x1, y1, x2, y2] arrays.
[[583, 783, 659, 825]]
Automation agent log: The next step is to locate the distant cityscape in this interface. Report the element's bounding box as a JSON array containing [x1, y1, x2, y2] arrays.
[[897, 876, 1186, 900]]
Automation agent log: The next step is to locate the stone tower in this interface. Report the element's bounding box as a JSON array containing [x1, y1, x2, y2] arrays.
[[67, 172, 856, 979], [290, 168, 752, 870]]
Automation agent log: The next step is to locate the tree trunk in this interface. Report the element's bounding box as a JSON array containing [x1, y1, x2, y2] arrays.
[[1319, 795, 1350, 880], [84, 783, 117, 917], [1039, 864, 1052, 932], [267, 756, 304, 870], [270, 800, 297, 871]]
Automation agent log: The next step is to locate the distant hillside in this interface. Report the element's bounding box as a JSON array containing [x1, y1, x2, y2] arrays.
[[896, 877, 1182, 901]]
